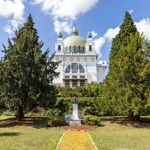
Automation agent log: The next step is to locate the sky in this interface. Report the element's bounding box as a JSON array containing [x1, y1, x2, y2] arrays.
[[0, 0, 150, 62]]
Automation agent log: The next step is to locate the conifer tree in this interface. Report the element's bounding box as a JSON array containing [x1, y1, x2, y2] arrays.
[[115, 33, 150, 120], [0, 15, 59, 120], [101, 12, 150, 120], [109, 11, 137, 75]]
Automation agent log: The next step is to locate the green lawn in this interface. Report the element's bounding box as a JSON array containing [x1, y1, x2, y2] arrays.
[[89, 117, 150, 150], [0, 116, 63, 150]]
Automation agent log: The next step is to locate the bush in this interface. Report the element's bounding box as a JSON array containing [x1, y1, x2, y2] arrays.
[[84, 115, 101, 126], [47, 116, 67, 127], [2, 110, 15, 116], [41, 109, 61, 117]]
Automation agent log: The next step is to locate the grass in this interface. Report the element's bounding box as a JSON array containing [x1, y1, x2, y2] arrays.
[[0, 116, 63, 150], [89, 117, 150, 150]]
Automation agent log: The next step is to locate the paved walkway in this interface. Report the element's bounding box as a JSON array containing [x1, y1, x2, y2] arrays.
[[56, 131, 96, 150]]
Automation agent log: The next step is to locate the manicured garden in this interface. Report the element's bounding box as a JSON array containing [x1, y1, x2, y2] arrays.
[[1, 116, 150, 150]]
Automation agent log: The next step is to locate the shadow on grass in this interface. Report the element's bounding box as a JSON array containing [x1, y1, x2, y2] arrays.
[[100, 116, 150, 128], [0, 132, 20, 136], [0, 117, 48, 129]]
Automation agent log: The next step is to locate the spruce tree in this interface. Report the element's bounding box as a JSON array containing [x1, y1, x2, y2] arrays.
[[0, 15, 59, 120], [109, 11, 137, 74]]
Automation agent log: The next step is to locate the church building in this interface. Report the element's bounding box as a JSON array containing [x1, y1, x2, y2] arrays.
[[53, 25, 107, 87]]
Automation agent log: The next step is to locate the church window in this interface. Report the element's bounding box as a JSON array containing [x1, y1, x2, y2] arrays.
[[79, 64, 85, 73], [74, 46, 78, 53], [89, 45, 92, 51], [80, 81, 85, 86], [72, 81, 78, 87], [65, 81, 70, 87], [72, 76, 77, 79], [58, 45, 61, 51], [80, 76, 85, 79], [65, 63, 85, 74], [72, 63, 78, 73], [65, 76, 70, 79], [65, 65, 71, 73], [83, 47, 85, 52], [78, 46, 80, 51]]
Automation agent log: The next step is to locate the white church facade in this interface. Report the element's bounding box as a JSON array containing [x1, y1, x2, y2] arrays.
[[53, 25, 107, 87]]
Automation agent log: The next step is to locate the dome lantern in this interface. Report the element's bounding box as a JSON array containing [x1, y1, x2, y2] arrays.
[[72, 24, 78, 36], [88, 32, 93, 39], [58, 32, 63, 38]]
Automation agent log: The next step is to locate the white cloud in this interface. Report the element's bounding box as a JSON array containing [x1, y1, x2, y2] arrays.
[[91, 31, 98, 38], [31, 0, 99, 33], [0, 0, 25, 35], [129, 9, 134, 14], [136, 18, 150, 40], [54, 20, 71, 34], [94, 37, 106, 55], [94, 26, 119, 56], [104, 27, 120, 41], [94, 18, 150, 59]]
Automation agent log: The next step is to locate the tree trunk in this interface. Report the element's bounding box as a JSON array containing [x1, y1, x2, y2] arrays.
[[128, 111, 140, 122], [15, 105, 24, 121]]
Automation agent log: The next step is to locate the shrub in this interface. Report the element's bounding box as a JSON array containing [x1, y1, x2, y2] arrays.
[[2, 110, 15, 116], [47, 116, 67, 127], [42, 109, 61, 117], [84, 115, 101, 126]]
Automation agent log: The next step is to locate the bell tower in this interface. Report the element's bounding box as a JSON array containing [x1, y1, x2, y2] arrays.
[[86, 32, 95, 53], [55, 32, 64, 52]]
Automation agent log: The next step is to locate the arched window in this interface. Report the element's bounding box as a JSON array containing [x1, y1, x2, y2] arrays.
[[78, 46, 80, 52], [72, 63, 78, 73], [58, 45, 61, 51], [89, 45, 92, 51], [65, 65, 71, 73], [79, 64, 85, 73], [65, 63, 85, 74]]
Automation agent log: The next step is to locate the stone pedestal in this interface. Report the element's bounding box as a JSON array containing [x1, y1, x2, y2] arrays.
[[69, 119, 81, 126], [69, 97, 81, 126]]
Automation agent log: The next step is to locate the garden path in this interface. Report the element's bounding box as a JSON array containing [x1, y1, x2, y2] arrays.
[[56, 130, 97, 150]]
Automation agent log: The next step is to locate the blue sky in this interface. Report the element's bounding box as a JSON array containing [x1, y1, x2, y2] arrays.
[[0, 0, 150, 62]]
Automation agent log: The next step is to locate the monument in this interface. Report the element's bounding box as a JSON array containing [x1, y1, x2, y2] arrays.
[[69, 97, 81, 126]]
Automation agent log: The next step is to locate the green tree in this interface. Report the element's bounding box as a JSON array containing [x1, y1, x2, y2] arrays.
[[109, 12, 137, 71], [0, 15, 59, 120], [115, 33, 150, 120], [103, 11, 138, 116], [101, 11, 150, 120]]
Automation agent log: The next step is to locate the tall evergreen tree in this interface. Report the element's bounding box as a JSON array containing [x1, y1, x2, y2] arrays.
[[101, 11, 150, 120], [0, 15, 59, 120], [115, 33, 150, 120], [109, 11, 137, 75]]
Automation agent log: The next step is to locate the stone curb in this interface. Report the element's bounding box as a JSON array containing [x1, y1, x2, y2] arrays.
[[88, 133, 99, 150], [55, 132, 65, 150]]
